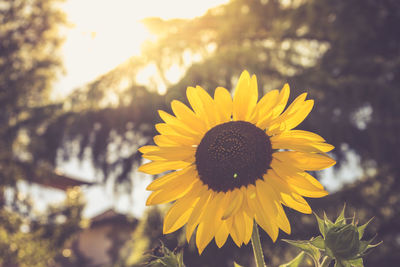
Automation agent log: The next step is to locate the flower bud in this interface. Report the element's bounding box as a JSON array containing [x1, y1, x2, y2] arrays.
[[325, 224, 360, 259]]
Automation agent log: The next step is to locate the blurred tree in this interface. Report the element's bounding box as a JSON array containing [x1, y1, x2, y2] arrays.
[[0, 0, 87, 265], [0, 0, 65, 194]]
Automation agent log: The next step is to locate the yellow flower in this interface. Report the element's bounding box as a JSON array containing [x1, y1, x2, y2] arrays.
[[139, 70, 336, 254]]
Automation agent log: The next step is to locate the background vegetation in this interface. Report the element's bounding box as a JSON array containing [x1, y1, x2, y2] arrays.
[[0, 0, 399, 266]]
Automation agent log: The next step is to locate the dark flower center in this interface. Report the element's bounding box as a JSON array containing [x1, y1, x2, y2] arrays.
[[195, 121, 272, 192]]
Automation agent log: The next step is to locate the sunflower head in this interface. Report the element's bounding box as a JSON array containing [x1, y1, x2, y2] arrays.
[[139, 70, 336, 254], [195, 120, 273, 192]]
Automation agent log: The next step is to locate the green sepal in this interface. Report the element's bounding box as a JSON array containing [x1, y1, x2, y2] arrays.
[[334, 204, 347, 226], [358, 237, 382, 257], [367, 240, 382, 249], [351, 212, 356, 225], [336, 258, 364, 267], [310, 235, 325, 250], [357, 218, 373, 240], [346, 258, 364, 267], [279, 251, 305, 267], [314, 212, 326, 238], [148, 242, 185, 267], [282, 239, 320, 260], [324, 211, 334, 228]]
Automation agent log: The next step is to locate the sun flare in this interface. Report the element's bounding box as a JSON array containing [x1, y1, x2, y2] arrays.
[[55, 0, 229, 98]]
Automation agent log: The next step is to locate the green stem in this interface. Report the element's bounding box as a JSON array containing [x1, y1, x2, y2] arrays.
[[251, 222, 267, 267]]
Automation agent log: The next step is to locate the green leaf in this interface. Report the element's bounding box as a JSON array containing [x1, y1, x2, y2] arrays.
[[310, 236, 325, 250], [335, 204, 347, 225], [282, 239, 320, 260], [279, 251, 305, 267], [234, 262, 244, 267], [334, 260, 345, 267], [314, 212, 326, 238], [357, 218, 373, 239]]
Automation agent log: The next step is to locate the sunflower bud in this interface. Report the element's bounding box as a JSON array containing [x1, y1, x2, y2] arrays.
[[284, 205, 382, 267], [325, 224, 360, 259]]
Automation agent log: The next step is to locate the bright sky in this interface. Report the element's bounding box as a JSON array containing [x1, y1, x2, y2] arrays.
[[54, 0, 229, 98], [48, 0, 229, 218]]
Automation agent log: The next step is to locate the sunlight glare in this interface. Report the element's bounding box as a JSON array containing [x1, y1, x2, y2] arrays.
[[54, 0, 229, 99]]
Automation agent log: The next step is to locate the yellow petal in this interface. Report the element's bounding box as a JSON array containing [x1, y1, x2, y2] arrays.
[[214, 192, 232, 222], [139, 146, 163, 161], [271, 135, 334, 153], [271, 158, 327, 194], [273, 199, 291, 234], [246, 184, 278, 241], [155, 123, 201, 146], [241, 186, 255, 218], [144, 146, 196, 162], [214, 86, 233, 123], [146, 179, 199, 206], [186, 86, 218, 128], [158, 110, 202, 139], [196, 86, 219, 127], [196, 192, 221, 254], [163, 199, 196, 234], [227, 216, 240, 247], [153, 135, 177, 147], [138, 160, 190, 175], [138, 145, 158, 154], [253, 89, 279, 126], [267, 99, 314, 135], [266, 170, 312, 214], [242, 211, 253, 245], [273, 151, 336, 171], [215, 221, 230, 248], [154, 124, 200, 145], [256, 179, 290, 234], [255, 180, 279, 233], [163, 183, 203, 234], [233, 71, 258, 121], [154, 134, 197, 147], [155, 123, 178, 135], [222, 189, 243, 219], [171, 100, 207, 134], [186, 189, 212, 242], [270, 83, 290, 121], [186, 86, 206, 119], [232, 212, 246, 246], [164, 134, 199, 146], [277, 130, 327, 142], [146, 165, 197, 191]]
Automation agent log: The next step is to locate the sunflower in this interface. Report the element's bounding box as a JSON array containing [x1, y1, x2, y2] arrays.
[[139, 70, 335, 254]]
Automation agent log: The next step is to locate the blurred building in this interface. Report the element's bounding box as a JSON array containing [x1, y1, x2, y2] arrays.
[[26, 166, 138, 267], [71, 209, 138, 266]]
